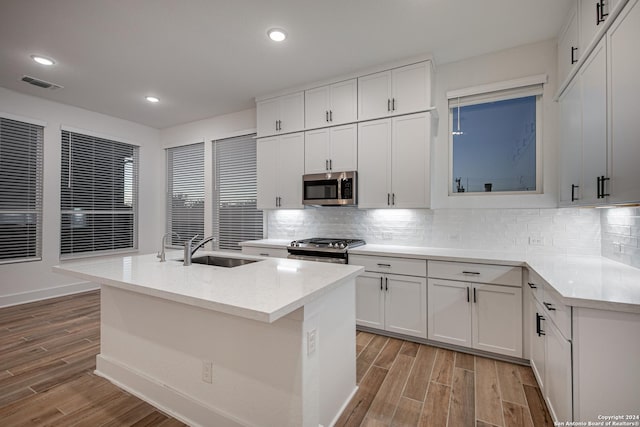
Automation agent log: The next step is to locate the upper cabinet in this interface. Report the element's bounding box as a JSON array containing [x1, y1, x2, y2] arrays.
[[558, 2, 579, 84], [257, 132, 304, 209], [358, 61, 433, 121], [558, 0, 640, 206], [304, 79, 357, 130], [358, 112, 431, 209], [256, 92, 304, 137], [304, 124, 357, 174], [580, 0, 620, 50]]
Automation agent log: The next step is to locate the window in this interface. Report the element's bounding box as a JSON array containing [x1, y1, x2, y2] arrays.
[[213, 135, 263, 251], [166, 143, 204, 245], [448, 77, 544, 194], [60, 129, 138, 257], [0, 116, 43, 263]]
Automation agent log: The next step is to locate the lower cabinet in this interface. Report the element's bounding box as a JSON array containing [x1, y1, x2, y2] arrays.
[[427, 260, 523, 358], [527, 270, 573, 422], [351, 254, 427, 339], [427, 278, 523, 358], [356, 272, 427, 339]]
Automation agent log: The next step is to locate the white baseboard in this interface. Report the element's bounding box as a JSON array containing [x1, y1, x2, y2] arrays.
[[0, 281, 99, 308], [95, 354, 252, 427], [327, 385, 359, 427]]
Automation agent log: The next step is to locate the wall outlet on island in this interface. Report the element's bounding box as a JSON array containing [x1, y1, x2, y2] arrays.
[[307, 329, 317, 355], [202, 360, 213, 383], [528, 236, 544, 246]]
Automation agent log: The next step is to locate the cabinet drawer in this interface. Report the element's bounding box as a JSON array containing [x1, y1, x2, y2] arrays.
[[349, 255, 426, 277], [428, 260, 522, 287], [241, 246, 288, 258], [526, 269, 545, 303], [542, 285, 571, 340]]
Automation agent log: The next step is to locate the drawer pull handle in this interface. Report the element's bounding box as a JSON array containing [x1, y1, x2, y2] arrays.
[[462, 271, 480, 275], [543, 302, 556, 311], [259, 253, 269, 256], [528, 282, 537, 289], [377, 263, 391, 268]]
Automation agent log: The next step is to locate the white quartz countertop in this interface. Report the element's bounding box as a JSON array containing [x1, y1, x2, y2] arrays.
[[53, 251, 363, 323], [350, 244, 640, 313]]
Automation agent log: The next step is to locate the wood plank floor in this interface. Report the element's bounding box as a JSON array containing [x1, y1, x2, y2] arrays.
[[1, 291, 554, 426], [337, 331, 554, 427], [0, 290, 187, 426]]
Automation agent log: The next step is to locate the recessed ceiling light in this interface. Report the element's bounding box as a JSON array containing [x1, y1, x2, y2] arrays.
[[31, 55, 55, 66], [267, 28, 287, 42], [145, 96, 160, 103]]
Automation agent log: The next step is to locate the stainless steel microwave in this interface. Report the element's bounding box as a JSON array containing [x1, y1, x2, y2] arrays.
[[302, 171, 357, 206]]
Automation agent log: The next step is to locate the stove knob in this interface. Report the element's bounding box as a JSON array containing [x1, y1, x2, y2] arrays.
[[328, 243, 333, 248], [339, 243, 345, 249], [290, 241, 297, 247]]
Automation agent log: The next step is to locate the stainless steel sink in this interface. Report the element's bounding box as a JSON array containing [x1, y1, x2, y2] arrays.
[[180, 255, 260, 268]]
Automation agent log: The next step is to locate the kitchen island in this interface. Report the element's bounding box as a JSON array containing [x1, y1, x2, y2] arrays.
[[53, 252, 364, 427]]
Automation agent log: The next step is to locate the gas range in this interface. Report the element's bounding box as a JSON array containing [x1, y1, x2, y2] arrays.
[[287, 237, 366, 264]]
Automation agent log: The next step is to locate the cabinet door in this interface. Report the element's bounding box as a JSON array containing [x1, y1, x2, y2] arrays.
[[304, 128, 330, 174], [276, 132, 304, 208], [257, 98, 280, 137], [580, 38, 608, 205], [391, 62, 431, 115], [391, 113, 430, 208], [384, 274, 427, 338], [472, 284, 523, 358], [545, 318, 573, 423], [358, 71, 392, 121], [558, 77, 583, 206], [257, 136, 279, 209], [328, 124, 357, 172], [608, 0, 640, 204], [279, 92, 305, 134], [329, 79, 358, 125], [580, 0, 614, 52], [427, 279, 472, 347], [357, 119, 392, 208], [531, 300, 546, 393], [305, 85, 330, 130], [558, 3, 579, 85], [355, 273, 385, 329]]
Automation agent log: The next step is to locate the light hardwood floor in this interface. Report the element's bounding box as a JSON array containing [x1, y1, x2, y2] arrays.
[[0, 291, 553, 426]]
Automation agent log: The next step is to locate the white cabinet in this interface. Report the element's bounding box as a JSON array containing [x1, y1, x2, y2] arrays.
[[607, 0, 640, 204], [304, 124, 357, 174], [357, 112, 431, 208], [559, 38, 607, 206], [428, 261, 523, 358], [527, 270, 573, 423], [304, 79, 357, 129], [350, 255, 427, 339], [257, 92, 304, 137], [241, 246, 288, 258], [257, 132, 304, 209], [559, 0, 640, 206], [558, 2, 580, 85], [580, 0, 618, 53], [358, 61, 432, 121]]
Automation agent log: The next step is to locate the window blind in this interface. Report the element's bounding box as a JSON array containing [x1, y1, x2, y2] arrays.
[[213, 135, 263, 251], [60, 130, 138, 257], [166, 143, 204, 246], [0, 117, 43, 263]]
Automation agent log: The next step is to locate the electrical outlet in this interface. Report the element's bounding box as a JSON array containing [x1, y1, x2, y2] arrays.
[[202, 361, 213, 383], [307, 329, 317, 355], [528, 236, 544, 246], [382, 232, 392, 240], [449, 234, 461, 241], [613, 242, 622, 253]]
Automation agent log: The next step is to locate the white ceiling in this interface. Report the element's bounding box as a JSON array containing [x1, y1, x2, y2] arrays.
[[0, 0, 571, 129]]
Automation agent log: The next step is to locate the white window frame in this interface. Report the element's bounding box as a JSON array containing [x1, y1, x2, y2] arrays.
[[447, 75, 546, 196]]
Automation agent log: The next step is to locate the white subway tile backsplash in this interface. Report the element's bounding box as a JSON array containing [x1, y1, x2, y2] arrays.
[[601, 207, 640, 269], [267, 207, 602, 255]]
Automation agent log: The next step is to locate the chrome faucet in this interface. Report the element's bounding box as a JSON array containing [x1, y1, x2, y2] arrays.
[[183, 235, 216, 266], [157, 232, 181, 262]]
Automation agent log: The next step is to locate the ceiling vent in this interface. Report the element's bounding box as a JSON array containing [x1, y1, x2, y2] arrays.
[[21, 75, 63, 90]]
